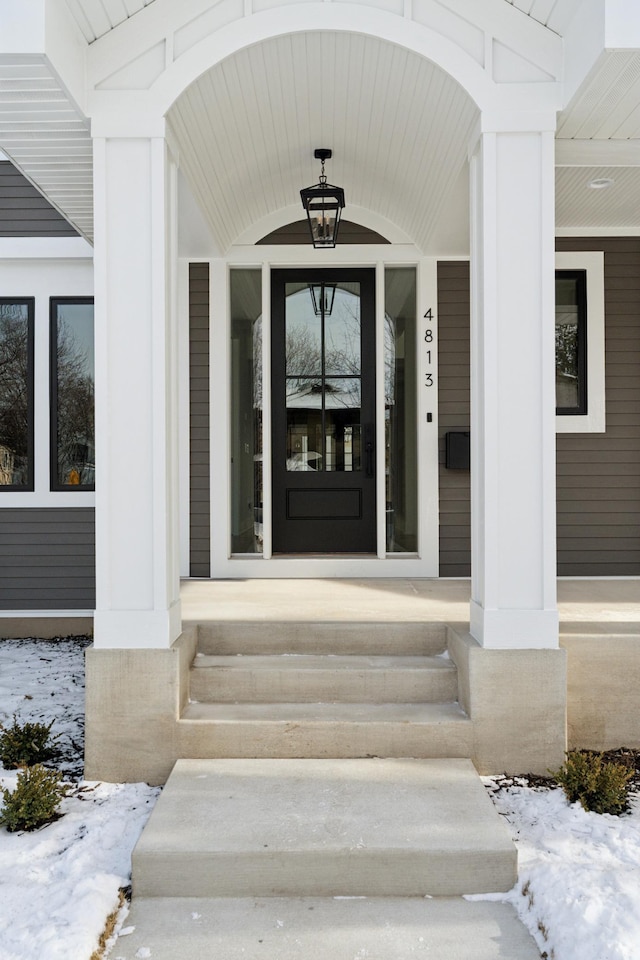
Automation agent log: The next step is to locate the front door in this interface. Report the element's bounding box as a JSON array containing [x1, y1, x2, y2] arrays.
[[271, 268, 376, 553]]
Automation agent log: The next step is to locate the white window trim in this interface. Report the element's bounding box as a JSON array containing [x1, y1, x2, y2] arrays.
[[556, 251, 605, 434]]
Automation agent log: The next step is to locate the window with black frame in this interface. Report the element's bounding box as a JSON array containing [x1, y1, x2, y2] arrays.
[[555, 270, 587, 416], [50, 298, 95, 490], [0, 298, 34, 489]]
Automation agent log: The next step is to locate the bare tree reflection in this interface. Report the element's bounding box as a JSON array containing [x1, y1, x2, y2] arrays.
[[0, 305, 29, 485], [55, 317, 94, 486]]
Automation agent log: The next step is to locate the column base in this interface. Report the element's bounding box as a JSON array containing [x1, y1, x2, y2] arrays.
[[449, 624, 567, 775], [93, 599, 182, 649], [470, 600, 559, 649], [84, 627, 196, 783]]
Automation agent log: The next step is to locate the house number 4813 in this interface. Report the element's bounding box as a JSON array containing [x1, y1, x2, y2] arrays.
[[424, 308, 434, 386]]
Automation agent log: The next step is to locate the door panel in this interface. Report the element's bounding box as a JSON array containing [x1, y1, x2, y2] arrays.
[[271, 268, 376, 553]]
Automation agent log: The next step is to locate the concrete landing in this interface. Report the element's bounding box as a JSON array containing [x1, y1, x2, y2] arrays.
[[111, 896, 541, 960], [132, 758, 517, 898]]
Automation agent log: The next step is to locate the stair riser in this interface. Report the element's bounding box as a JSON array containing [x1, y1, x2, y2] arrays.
[[177, 719, 473, 759], [132, 851, 516, 898], [111, 897, 544, 960], [190, 667, 458, 704], [196, 622, 447, 657]]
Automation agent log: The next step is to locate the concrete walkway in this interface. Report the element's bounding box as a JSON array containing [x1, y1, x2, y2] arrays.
[[114, 758, 540, 960]]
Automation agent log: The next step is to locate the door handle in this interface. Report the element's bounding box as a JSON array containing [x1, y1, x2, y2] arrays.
[[365, 440, 374, 477], [364, 424, 374, 477]]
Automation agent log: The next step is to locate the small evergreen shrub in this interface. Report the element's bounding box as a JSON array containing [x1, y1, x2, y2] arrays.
[[0, 717, 60, 769], [553, 749, 633, 815], [0, 764, 67, 832]]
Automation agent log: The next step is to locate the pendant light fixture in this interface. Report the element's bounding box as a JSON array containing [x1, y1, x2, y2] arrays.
[[300, 149, 345, 248]]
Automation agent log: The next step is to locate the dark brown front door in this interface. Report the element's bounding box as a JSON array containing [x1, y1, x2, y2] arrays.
[[271, 268, 376, 553]]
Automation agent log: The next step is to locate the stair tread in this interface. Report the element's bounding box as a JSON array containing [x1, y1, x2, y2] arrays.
[[113, 897, 541, 960], [132, 759, 516, 898], [182, 699, 468, 720]]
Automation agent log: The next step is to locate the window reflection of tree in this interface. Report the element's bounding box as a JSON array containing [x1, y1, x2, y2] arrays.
[[0, 305, 29, 486], [56, 317, 94, 486]]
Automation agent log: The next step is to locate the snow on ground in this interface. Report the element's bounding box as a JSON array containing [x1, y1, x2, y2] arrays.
[[0, 638, 159, 960], [477, 779, 640, 960], [0, 636, 639, 960]]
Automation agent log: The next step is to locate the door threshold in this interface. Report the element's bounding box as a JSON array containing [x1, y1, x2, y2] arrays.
[[271, 553, 380, 559]]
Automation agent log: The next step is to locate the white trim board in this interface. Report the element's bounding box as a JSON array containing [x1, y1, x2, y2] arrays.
[[555, 250, 605, 434], [208, 254, 440, 579]]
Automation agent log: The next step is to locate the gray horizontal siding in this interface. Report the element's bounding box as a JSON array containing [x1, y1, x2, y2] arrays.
[[0, 161, 78, 237], [190, 262, 210, 577], [0, 508, 95, 609], [437, 262, 471, 577], [437, 241, 640, 577], [556, 238, 640, 576]]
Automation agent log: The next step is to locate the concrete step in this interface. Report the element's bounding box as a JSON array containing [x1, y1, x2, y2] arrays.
[[178, 700, 472, 758], [195, 620, 448, 656], [112, 896, 540, 960], [190, 653, 458, 703], [132, 758, 516, 898]]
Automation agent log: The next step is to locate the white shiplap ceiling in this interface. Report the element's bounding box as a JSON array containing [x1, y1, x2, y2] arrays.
[[1, 1, 639, 244], [0, 58, 93, 239], [168, 32, 479, 252]]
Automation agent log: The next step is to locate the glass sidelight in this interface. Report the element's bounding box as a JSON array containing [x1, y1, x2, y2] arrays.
[[230, 269, 263, 554], [284, 281, 364, 474], [385, 267, 418, 553]]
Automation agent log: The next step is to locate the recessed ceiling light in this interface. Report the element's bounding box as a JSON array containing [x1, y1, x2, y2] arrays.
[[589, 178, 615, 189]]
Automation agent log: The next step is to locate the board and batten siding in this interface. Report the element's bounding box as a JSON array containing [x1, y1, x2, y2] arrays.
[[0, 508, 94, 609], [0, 161, 78, 237], [437, 242, 640, 577], [189, 262, 211, 577]]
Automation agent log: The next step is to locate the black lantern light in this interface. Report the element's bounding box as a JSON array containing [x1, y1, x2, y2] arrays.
[[300, 149, 345, 248], [309, 282, 337, 316]]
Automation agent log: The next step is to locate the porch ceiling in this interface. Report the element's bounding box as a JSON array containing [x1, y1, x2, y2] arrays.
[[167, 32, 478, 253], [1, 1, 640, 245]]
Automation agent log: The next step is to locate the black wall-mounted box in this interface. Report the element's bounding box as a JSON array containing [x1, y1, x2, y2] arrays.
[[445, 431, 470, 469]]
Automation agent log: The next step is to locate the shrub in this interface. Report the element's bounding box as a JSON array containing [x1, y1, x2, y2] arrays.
[[0, 717, 60, 769], [553, 749, 633, 815], [0, 764, 67, 832]]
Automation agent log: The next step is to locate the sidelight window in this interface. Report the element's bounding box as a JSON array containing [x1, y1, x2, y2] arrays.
[[385, 268, 418, 553], [230, 269, 263, 554]]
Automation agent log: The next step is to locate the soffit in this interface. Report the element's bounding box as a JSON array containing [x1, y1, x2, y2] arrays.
[[168, 32, 478, 253], [556, 166, 640, 230], [0, 57, 93, 241], [501, 0, 582, 34], [558, 51, 640, 139], [63, 0, 157, 44], [553, 50, 640, 231]]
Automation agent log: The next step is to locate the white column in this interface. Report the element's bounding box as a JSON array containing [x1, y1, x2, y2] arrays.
[[469, 125, 558, 649], [92, 122, 181, 648]]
